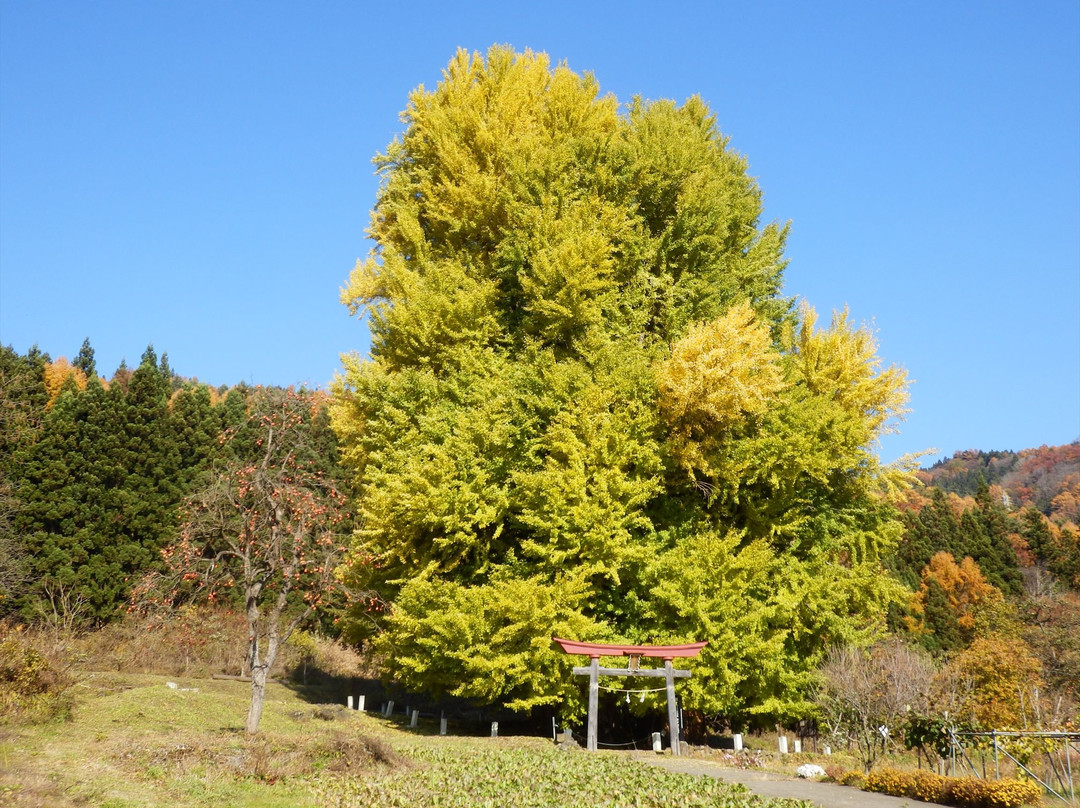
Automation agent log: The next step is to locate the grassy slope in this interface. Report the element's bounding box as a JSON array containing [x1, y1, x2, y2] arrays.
[[1, 672, 812, 808]]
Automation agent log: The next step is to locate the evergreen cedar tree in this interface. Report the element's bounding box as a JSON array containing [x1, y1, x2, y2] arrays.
[[1, 341, 348, 636], [330, 46, 914, 725], [15, 347, 193, 620]]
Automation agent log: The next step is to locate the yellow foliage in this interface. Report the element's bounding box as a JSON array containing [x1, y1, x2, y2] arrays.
[[865, 768, 1040, 807], [43, 357, 87, 408], [783, 303, 909, 437], [656, 302, 785, 477], [949, 634, 1043, 728]]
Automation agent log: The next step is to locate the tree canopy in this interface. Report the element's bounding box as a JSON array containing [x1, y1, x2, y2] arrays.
[[332, 46, 912, 725]]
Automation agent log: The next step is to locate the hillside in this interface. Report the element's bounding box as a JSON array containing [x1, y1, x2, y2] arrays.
[[918, 442, 1080, 520]]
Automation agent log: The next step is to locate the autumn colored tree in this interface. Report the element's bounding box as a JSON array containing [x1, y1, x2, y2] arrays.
[[907, 552, 1003, 653], [946, 634, 1043, 729], [1049, 476, 1080, 524], [42, 357, 87, 408], [1020, 589, 1080, 725], [333, 46, 914, 725], [133, 387, 350, 733]]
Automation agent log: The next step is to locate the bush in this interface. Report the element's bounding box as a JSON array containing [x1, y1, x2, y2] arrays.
[[864, 767, 1041, 808], [0, 622, 74, 723], [946, 777, 1042, 808], [838, 770, 866, 788]]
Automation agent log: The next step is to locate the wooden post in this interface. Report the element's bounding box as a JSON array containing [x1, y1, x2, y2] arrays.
[[587, 657, 599, 752], [665, 660, 679, 756], [357, 694, 365, 711], [347, 695, 353, 710], [555, 638, 704, 756]]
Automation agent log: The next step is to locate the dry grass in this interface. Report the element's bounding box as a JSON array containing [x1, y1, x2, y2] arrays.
[[71, 609, 375, 685], [1, 673, 403, 808]]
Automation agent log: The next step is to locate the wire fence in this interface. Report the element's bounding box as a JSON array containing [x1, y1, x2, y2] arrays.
[[948, 729, 1079, 803]]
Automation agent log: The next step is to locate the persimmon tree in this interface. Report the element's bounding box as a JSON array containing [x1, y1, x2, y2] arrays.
[[133, 387, 349, 733]]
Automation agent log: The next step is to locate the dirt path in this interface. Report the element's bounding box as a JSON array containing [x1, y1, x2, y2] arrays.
[[637, 755, 941, 808]]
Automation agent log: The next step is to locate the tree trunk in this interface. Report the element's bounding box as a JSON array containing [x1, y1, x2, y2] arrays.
[[245, 620, 281, 734], [247, 664, 268, 734]]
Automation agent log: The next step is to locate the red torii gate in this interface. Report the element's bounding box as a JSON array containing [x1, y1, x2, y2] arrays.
[[552, 638, 707, 756]]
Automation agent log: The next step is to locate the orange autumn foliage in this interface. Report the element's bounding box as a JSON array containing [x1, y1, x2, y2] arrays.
[[913, 552, 1001, 632], [42, 357, 87, 408]]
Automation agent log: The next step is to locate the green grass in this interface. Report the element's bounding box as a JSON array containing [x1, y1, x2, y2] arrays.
[[1, 672, 812, 808]]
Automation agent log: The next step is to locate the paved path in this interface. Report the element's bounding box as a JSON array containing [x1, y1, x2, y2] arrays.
[[636, 755, 941, 808]]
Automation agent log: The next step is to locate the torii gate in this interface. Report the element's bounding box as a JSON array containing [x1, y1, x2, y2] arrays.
[[553, 637, 707, 756]]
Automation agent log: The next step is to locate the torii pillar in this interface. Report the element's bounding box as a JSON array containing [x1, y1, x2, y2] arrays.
[[553, 638, 707, 756]]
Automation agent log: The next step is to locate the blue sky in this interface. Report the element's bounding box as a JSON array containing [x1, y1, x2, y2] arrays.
[[1, 1, 1077, 465]]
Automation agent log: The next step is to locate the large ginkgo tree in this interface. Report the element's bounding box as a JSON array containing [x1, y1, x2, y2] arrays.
[[332, 46, 913, 727]]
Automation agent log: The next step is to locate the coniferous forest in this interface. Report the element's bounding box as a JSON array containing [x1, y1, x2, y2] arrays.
[[0, 341, 345, 625], [3, 50, 1078, 769], [3, 336, 1078, 737]]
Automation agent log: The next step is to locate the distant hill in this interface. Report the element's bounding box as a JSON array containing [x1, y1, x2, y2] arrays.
[[918, 442, 1080, 520]]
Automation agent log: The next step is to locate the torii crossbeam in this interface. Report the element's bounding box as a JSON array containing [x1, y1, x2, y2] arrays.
[[552, 638, 707, 755]]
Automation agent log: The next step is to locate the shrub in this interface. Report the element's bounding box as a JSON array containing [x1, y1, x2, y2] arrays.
[[864, 767, 1041, 808], [284, 630, 372, 683], [0, 622, 74, 723], [823, 763, 846, 782], [865, 768, 909, 796], [77, 608, 372, 683], [908, 769, 948, 802], [946, 777, 1042, 808], [838, 770, 866, 788]]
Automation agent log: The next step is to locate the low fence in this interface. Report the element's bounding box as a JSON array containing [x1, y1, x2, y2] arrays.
[[948, 729, 1079, 803]]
